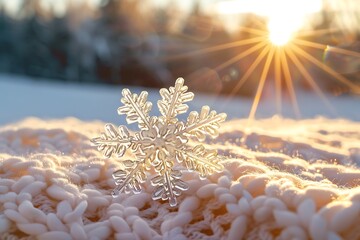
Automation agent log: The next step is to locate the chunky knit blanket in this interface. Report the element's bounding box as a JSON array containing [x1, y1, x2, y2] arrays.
[[0, 117, 359, 240]]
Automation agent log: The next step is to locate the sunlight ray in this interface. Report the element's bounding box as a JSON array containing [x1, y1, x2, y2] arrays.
[[280, 47, 301, 117], [291, 43, 360, 93], [285, 46, 336, 115], [248, 46, 275, 122], [195, 41, 267, 94], [162, 37, 265, 61], [216, 41, 267, 73], [229, 44, 270, 96], [294, 39, 360, 58], [274, 47, 282, 113]]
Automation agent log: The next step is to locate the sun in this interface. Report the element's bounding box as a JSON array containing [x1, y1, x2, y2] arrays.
[[268, 30, 292, 46], [264, 0, 317, 46], [217, 0, 322, 46], [267, 19, 296, 46]]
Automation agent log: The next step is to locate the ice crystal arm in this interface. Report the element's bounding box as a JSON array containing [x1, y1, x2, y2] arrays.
[[157, 78, 194, 123], [151, 169, 188, 207], [91, 124, 131, 158], [117, 89, 152, 130], [185, 106, 227, 141], [112, 160, 147, 196], [176, 145, 223, 179], [151, 152, 188, 206]]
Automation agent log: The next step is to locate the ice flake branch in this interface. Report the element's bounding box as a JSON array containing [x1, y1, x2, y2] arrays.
[[185, 106, 227, 141], [91, 124, 132, 158], [176, 145, 223, 179], [118, 89, 152, 129], [158, 78, 194, 123], [112, 161, 146, 196], [151, 157, 188, 207]]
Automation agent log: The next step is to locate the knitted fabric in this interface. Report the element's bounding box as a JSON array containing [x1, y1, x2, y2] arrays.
[[0, 117, 359, 240]]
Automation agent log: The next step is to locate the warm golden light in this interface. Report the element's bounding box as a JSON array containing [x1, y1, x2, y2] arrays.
[[217, 0, 323, 46], [268, 31, 291, 46], [264, 0, 321, 46], [187, 0, 360, 123], [267, 19, 295, 46]]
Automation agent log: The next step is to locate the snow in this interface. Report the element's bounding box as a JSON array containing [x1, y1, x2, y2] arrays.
[[1, 74, 360, 126], [1, 117, 359, 239], [0, 74, 360, 239]]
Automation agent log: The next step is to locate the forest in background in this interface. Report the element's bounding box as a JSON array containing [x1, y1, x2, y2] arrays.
[[0, 0, 359, 96]]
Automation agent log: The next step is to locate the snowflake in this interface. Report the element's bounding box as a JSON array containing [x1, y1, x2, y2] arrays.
[[91, 78, 227, 206]]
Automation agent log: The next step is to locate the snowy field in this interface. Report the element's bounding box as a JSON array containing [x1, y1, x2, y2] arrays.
[[1, 74, 360, 125], [0, 74, 360, 239]]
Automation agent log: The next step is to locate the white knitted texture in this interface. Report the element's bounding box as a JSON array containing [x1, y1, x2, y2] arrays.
[[0, 117, 360, 240]]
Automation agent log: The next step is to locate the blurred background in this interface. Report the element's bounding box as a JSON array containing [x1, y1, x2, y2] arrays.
[[0, 0, 360, 124]]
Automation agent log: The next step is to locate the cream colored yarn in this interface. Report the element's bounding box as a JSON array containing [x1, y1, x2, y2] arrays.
[[0, 117, 360, 240]]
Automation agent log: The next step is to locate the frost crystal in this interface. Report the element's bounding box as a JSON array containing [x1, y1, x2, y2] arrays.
[[92, 78, 227, 206]]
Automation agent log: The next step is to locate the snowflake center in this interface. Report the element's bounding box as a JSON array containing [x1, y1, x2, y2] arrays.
[[154, 136, 166, 148]]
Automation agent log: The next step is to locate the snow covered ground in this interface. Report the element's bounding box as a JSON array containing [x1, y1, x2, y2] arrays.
[[0, 74, 360, 239], [1, 74, 360, 125], [1, 117, 360, 239]]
